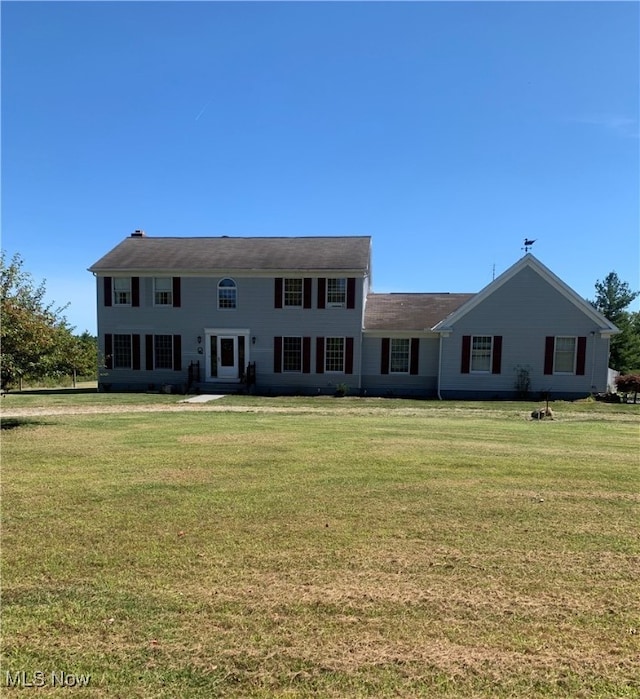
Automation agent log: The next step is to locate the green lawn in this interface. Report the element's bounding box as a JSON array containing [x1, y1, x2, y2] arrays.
[[1, 397, 638, 697]]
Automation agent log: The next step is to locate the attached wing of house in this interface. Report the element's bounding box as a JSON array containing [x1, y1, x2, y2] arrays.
[[362, 293, 472, 397], [431, 254, 618, 399], [89, 234, 617, 399]]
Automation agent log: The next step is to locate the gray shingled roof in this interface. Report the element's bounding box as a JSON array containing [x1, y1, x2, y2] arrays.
[[364, 293, 474, 331], [89, 235, 372, 273]]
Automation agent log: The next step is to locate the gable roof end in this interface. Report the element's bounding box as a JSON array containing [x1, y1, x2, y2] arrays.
[[431, 254, 619, 335]]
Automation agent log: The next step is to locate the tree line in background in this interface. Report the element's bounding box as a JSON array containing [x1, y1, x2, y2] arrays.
[[590, 271, 640, 376], [590, 271, 640, 403], [1, 252, 97, 391], [1, 252, 638, 392]]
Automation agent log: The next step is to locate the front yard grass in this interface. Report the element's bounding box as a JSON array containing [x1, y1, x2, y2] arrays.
[[1, 398, 638, 697]]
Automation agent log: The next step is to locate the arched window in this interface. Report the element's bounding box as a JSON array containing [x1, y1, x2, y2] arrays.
[[218, 278, 237, 309]]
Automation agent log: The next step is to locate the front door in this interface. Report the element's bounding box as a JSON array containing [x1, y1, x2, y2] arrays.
[[206, 331, 248, 382], [217, 336, 238, 379]]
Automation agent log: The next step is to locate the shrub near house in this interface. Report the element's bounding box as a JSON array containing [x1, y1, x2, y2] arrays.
[[615, 373, 640, 403]]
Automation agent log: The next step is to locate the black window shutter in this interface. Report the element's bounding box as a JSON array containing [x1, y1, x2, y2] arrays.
[[132, 277, 140, 307], [303, 278, 312, 309], [274, 336, 282, 373], [461, 335, 471, 374], [173, 335, 182, 371], [576, 336, 587, 375], [317, 278, 326, 309], [211, 336, 217, 377], [172, 277, 181, 307], [347, 278, 356, 309], [238, 336, 245, 375], [132, 334, 141, 370], [274, 278, 283, 308], [145, 335, 154, 370], [104, 334, 113, 369], [544, 336, 555, 375], [492, 336, 502, 375], [316, 337, 325, 374], [303, 337, 311, 373], [104, 277, 112, 307], [345, 337, 354, 374], [410, 338, 420, 375], [381, 338, 390, 374]]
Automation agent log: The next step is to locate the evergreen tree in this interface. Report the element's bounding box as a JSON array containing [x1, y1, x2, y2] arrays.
[[591, 272, 640, 373]]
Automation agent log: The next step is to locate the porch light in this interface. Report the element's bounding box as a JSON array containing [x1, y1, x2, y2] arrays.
[[197, 336, 202, 344]]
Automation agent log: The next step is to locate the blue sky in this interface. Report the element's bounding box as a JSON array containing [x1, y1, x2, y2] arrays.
[[2, 1, 638, 334]]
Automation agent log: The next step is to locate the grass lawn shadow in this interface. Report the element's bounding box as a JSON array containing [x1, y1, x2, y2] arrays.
[[1, 417, 50, 430], [3, 387, 98, 396]]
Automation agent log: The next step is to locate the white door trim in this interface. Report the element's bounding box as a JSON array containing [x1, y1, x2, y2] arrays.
[[204, 329, 250, 382]]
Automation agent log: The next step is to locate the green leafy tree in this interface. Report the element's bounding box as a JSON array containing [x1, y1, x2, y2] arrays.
[[61, 331, 98, 384], [26, 329, 98, 386], [592, 272, 638, 322], [591, 272, 640, 373], [0, 252, 75, 389]]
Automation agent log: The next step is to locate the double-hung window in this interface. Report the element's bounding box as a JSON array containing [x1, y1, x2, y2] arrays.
[[154, 278, 173, 306], [554, 337, 576, 374], [544, 335, 585, 375], [113, 277, 131, 305], [274, 336, 310, 374], [283, 337, 302, 372], [325, 337, 345, 372], [284, 278, 303, 307], [381, 337, 419, 375], [390, 338, 410, 373], [461, 335, 502, 375], [145, 334, 181, 371], [326, 278, 346, 307], [113, 334, 132, 368], [471, 336, 492, 372], [154, 335, 174, 369]]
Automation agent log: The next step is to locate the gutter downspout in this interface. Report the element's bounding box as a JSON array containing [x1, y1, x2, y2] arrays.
[[437, 333, 443, 400], [359, 280, 367, 395], [358, 330, 363, 395], [92, 272, 100, 392], [590, 331, 597, 393]]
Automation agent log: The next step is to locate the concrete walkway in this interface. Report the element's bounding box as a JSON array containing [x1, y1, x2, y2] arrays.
[[179, 394, 226, 403]]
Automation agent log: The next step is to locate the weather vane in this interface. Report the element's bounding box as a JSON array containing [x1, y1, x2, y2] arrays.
[[522, 238, 536, 253]]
